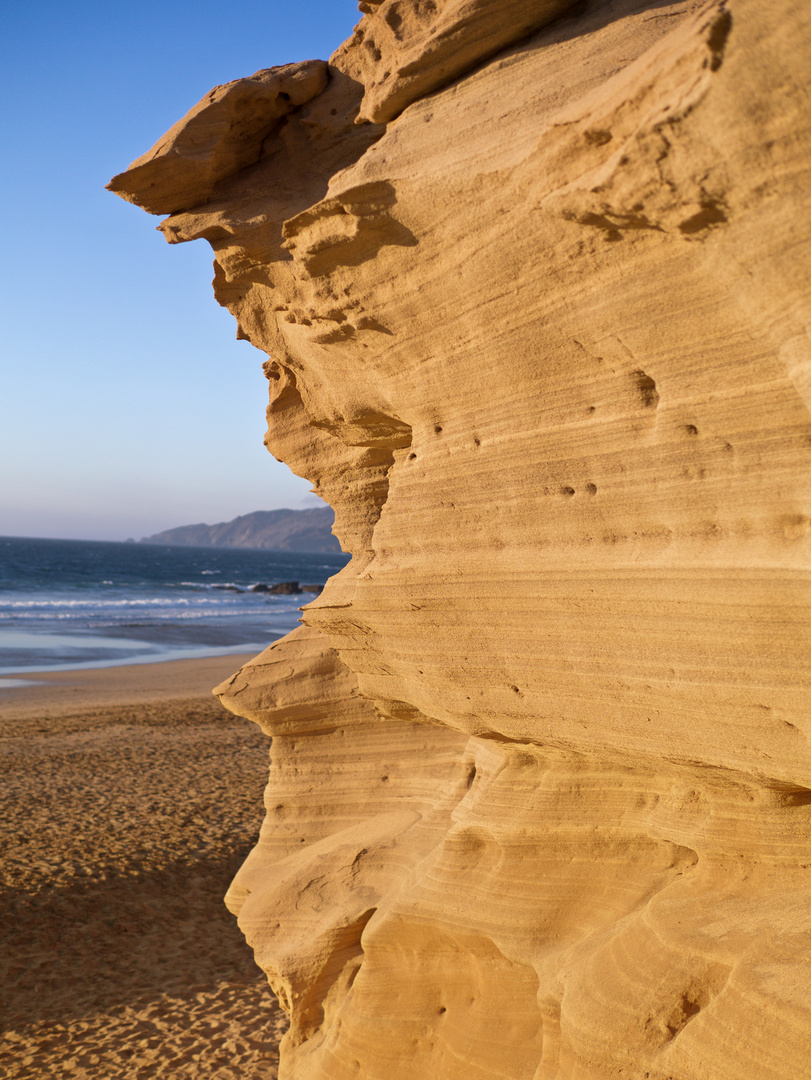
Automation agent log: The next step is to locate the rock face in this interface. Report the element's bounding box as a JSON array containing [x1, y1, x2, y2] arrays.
[[109, 2, 811, 1078]]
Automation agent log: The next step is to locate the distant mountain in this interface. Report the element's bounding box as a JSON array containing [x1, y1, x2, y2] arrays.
[[140, 507, 342, 553]]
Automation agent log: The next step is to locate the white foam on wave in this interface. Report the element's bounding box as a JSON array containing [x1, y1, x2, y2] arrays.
[[0, 630, 155, 651], [0, 596, 193, 609], [0, 589, 301, 610], [0, 640, 278, 676]]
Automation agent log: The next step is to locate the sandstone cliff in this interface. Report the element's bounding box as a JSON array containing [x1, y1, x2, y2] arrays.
[[109, 2, 811, 1078]]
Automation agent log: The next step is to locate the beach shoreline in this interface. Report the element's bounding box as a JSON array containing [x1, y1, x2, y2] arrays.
[[0, 652, 260, 723], [0, 650, 287, 1078], [0, 535, 340, 681]]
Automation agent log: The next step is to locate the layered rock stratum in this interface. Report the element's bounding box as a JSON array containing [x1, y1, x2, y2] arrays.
[[109, 2, 811, 1077]]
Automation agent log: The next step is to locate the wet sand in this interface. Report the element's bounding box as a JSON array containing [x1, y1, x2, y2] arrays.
[[0, 655, 288, 1078]]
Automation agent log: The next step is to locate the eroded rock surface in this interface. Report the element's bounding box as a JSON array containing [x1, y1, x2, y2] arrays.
[[109, 1, 811, 1077]]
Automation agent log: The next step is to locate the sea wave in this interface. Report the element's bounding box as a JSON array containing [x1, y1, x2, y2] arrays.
[[0, 597, 193, 609], [0, 536, 342, 671], [0, 591, 303, 610]]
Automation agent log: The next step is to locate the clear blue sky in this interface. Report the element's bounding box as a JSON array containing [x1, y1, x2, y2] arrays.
[[0, 0, 360, 541]]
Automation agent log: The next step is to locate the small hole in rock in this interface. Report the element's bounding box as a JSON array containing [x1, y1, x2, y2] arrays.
[[631, 369, 659, 408], [561, 486, 576, 497], [434, 425, 443, 434], [408, 453, 417, 461], [584, 128, 612, 146], [586, 483, 597, 495]]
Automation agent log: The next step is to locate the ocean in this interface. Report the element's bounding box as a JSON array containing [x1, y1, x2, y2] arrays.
[[0, 536, 349, 676]]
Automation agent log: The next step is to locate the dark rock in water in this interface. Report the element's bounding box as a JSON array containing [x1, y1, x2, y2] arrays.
[[270, 582, 303, 594], [212, 584, 244, 593], [250, 581, 302, 594], [300, 584, 324, 594]]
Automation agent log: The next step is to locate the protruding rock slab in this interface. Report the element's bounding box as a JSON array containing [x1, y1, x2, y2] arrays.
[[107, 60, 328, 214], [338, 0, 581, 123]]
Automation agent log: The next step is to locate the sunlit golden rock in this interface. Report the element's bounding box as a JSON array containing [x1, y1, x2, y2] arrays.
[[111, 2, 811, 1076]]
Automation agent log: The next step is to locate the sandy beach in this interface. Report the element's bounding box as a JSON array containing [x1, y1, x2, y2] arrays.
[[0, 654, 288, 1078]]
